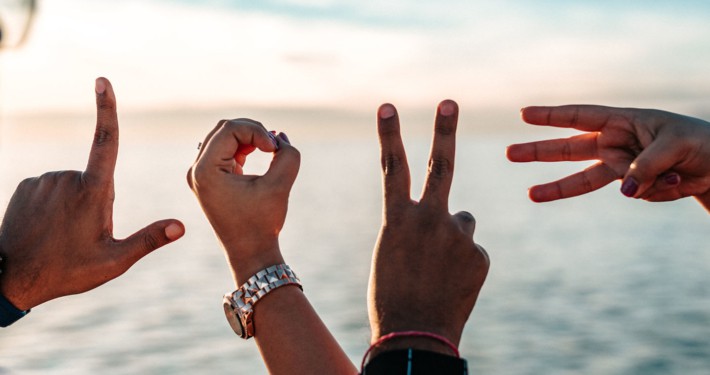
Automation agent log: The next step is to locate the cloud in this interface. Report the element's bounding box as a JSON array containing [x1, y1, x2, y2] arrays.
[[2, 0, 710, 116]]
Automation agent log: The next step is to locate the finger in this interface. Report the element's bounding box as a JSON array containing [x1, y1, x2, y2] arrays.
[[195, 120, 228, 163], [453, 211, 476, 237], [377, 103, 411, 205], [521, 105, 637, 132], [115, 220, 185, 266], [642, 188, 684, 202], [263, 132, 301, 192], [85, 77, 119, 185], [188, 120, 228, 188], [475, 243, 490, 268], [655, 172, 681, 191], [528, 161, 618, 202], [620, 139, 684, 198], [421, 100, 458, 207], [199, 119, 278, 174], [506, 133, 598, 162]]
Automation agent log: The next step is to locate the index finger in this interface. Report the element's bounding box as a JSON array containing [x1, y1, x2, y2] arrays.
[[377, 103, 411, 206], [522, 105, 636, 132], [84, 77, 119, 184], [421, 100, 458, 208], [198, 119, 278, 174]]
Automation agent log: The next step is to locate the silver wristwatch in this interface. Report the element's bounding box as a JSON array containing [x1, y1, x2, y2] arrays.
[[223, 264, 302, 339]]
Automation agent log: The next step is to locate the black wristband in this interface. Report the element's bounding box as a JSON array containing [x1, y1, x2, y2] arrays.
[[0, 293, 29, 328], [362, 348, 468, 375]]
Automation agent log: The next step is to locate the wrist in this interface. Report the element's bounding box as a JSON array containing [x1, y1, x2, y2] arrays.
[[369, 332, 458, 358], [221, 238, 285, 286]]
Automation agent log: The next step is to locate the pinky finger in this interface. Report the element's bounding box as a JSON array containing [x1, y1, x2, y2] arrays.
[[528, 162, 618, 202]]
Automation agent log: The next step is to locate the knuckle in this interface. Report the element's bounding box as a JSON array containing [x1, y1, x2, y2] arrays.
[[382, 154, 404, 176], [186, 167, 195, 188], [142, 232, 161, 251], [428, 157, 451, 178], [93, 126, 114, 146]]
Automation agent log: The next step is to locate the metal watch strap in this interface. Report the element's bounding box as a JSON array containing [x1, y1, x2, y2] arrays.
[[225, 264, 302, 338]]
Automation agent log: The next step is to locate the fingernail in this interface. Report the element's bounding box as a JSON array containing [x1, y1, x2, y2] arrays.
[[664, 173, 680, 186], [379, 105, 395, 119], [439, 101, 455, 116], [279, 132, 291, 145], [267, 131, 279, 150], [95, 78, 106, 94], [165, 223, 184, 241], [620, 178, 639, 197]]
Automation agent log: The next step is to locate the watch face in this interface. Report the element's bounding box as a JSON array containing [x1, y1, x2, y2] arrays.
[[223, 295, 244, 337]]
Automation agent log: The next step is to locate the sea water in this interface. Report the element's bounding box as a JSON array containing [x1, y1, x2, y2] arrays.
[[0, 109, 708, 374]]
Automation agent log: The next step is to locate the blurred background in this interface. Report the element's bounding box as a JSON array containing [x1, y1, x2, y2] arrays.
[[0, 0, 709, 374]]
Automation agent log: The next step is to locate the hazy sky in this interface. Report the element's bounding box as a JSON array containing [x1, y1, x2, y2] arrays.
[[2, 0, 710, 115]]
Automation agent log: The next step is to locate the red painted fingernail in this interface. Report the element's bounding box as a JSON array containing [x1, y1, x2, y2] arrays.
[[664, 173, 680, 186], [379, 105, 395, 119], [621, 178, 638, 197]]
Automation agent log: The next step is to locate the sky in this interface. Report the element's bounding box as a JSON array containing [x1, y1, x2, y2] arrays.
[[1, 0, 710, 116]]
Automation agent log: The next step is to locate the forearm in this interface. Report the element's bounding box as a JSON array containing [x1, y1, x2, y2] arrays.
[[254, 286, 357, 374]]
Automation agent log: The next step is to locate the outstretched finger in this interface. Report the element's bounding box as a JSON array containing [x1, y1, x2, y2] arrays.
[[115, 219, 185, 267], [421, 100, 458, 208], [522, 105, 637, 132], [506, 133, 599, 163], [85, 77, 120, 185], [377, 103, 411, 205], [528, 162, 618, 202]]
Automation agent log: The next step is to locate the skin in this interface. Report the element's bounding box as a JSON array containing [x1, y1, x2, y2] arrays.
[[368, 100, 490, 357], [0, 77, 185, 312], [187, 120, 356, 374], [506, 105, 710, 212]]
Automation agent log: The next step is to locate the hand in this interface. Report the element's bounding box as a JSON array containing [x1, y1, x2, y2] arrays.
[[0, 78, 185, 311], [506, 105, 710, 210], [188, 120, 356, 374], [368, 100, 490, 355], [187, 119, 299, 286]]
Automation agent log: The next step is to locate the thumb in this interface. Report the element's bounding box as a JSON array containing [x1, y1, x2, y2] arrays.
[[117, 220, 185, 265], [621, 138, 683, 198]]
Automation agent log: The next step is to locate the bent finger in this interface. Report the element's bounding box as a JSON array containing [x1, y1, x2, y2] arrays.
[[85, 77, 119, 185], [199, 119, 278, 175], [377, 103, 411, 205], [421, 100, 458, 208], [621, 139, 683, 198], [263, 133, 301, 192], [528, 162, 618, 202], [453, 211, 476, 237]]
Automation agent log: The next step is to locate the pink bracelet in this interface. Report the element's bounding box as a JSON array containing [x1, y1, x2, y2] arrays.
[[360, 331, 460, 371]]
